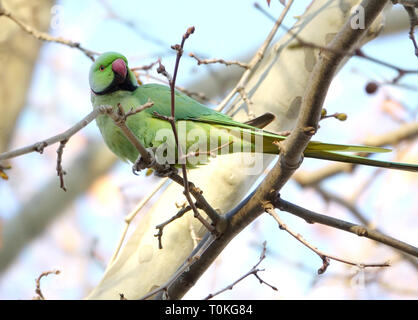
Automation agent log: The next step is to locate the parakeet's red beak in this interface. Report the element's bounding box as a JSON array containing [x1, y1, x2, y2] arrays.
[[112, 58, 127, 83]]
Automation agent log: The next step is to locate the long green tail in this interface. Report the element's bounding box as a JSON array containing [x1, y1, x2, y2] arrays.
[[214, 124, 417, 172], [259, 132, 418, 172], [304, 149, 418, 172]]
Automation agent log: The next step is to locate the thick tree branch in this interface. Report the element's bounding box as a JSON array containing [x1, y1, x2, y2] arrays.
[[155, 0, 390, 300], [283, 0, 389, 167]]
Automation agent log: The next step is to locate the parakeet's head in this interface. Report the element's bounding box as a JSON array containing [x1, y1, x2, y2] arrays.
[[89, 52, 138, 94]]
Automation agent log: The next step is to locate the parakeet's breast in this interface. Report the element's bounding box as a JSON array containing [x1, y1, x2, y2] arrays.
[[91, 90, 151, 163]]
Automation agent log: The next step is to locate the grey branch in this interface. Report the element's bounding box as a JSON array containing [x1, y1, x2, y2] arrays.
[[0, 107, 111, 161], [203, 241, 277, 300], [0, 143, 116, 273], [189, 52, 249, 69], [275, 197, 418, 258], [266, 206, 390, 274]]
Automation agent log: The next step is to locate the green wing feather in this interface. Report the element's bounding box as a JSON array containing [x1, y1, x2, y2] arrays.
[[134, 84, 391, 154], [134, 84, 255, 128]]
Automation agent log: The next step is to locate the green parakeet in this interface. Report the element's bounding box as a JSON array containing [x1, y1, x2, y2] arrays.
[[89, 52, 418, 172]]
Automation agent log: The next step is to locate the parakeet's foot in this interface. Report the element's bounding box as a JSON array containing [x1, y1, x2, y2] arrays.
[[132, 148, 156, 175], [154, 164, 178, 177]]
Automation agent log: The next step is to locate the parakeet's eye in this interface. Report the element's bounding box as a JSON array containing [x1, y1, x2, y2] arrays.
[[99, 65, 105, 71]]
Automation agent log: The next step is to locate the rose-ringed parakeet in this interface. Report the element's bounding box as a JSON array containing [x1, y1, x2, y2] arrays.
[[89, 52, 418, 173]]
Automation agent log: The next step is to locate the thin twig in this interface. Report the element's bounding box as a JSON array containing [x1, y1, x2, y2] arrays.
[[107, 103, 153, 165], [0, 107, 111, 161], [130, 60, 160, 72], [256, 2, 418, 81], [150, 111, 217, 233], [320, 109, 347, 122], [289, 32, 418, 83], [155, 27, 224, 237], [0, 163, 11, 180], [174, 84, 212, 103], [188, 220, 200, 248], [216, 0, 294, 112], [315, 184, 418, 270], [179, 141, 233, 162], [265, 206, 390, 274], [203, 241, 277, 300], [189, 52, 249, 69], [274, 196, 418, 258], [0, 106, 113, 189], [56, 139, 68, 191], [135, 71, 212, 103], [167, 172, 223, 228], [123, 100, 154, 120], [402, 3, 418, 57], [315, 186, 372, 227], [89, 237, 107, 270], [237, 86, 253, 108], [355, 49, 418, 82], [99, 0, 170, 52], [0, 5, 98, 61], [156, 60, 172, 82], [155, 204, 193, 249], [109, 178, 168, 263], [33, 269, 61, 300], [0, 102, 155, 190]]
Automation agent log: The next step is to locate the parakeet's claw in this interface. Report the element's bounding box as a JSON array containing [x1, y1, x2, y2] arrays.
[[132, 149, 156, 175], [154, 164, 178, 177]]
